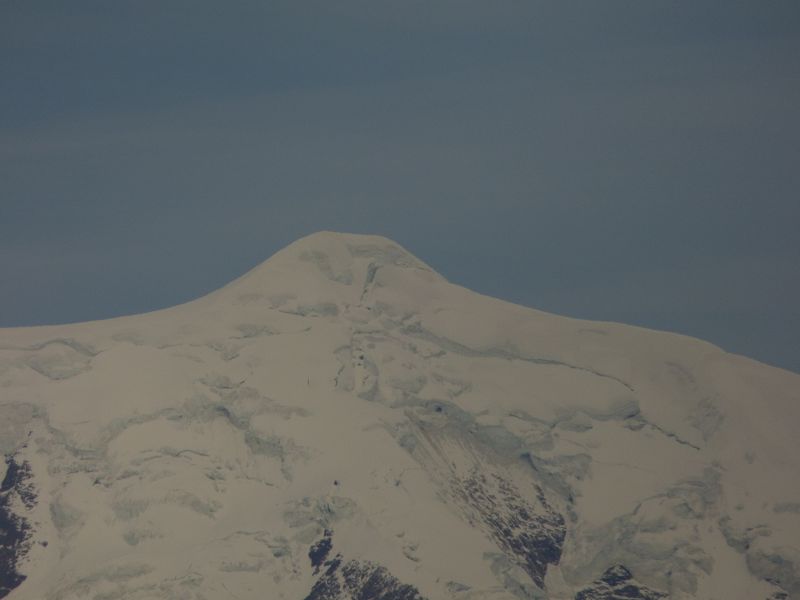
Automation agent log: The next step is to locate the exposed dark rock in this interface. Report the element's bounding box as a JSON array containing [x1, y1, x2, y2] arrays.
[[310, 529, 334, 572], [1, 456, 35, 599], [306, 556, 343, 600], [305, 553, 426, 600], [575, 565, 666, 600], [454, 469, 566, 589], [600, 565, 633, 586], [399, 413, 566, 591]]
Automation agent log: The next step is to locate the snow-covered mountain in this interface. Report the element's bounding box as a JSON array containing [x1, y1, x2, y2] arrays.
[[1, 232, 798, 600]]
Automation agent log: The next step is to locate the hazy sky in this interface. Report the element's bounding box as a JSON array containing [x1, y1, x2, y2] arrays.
[[2, 2, 799, 373]]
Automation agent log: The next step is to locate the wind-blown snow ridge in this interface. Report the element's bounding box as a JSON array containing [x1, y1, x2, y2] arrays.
[[0, 231, 799, 600]]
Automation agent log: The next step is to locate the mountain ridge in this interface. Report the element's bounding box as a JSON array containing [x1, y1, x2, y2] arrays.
[[6, 230, 788, 377], [0, 233, 768, 359]]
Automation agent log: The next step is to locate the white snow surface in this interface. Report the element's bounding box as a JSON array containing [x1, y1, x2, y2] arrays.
[[0, 232, 798, 600]]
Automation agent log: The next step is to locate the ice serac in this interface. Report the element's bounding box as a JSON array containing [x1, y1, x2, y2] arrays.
[[0, 231, 799, 600]]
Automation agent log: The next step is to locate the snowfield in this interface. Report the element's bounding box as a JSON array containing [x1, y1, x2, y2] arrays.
[[1, 232, 798, 599]]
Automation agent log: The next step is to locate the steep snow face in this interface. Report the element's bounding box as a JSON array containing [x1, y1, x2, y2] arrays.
[[0, 231, 798, 600]]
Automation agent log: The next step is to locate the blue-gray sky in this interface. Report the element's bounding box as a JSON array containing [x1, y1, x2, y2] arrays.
[[2, 1, 799, 373]]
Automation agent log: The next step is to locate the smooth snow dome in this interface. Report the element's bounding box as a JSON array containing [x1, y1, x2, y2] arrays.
[[2, 3, 800, 375], [0, 233, 799, 600]]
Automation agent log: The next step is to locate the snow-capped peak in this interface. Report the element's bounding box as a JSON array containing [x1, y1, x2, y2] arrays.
[[0, 233, 798, 600]]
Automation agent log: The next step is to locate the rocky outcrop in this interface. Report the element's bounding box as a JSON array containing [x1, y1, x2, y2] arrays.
[[0, 456, 35, 599], [575, 565, 666, 600], [305, 553, 425, 600], [455, 470, 565, 589]]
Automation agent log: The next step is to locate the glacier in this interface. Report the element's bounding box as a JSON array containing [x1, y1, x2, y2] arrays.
[[0, 232, 798, 599]]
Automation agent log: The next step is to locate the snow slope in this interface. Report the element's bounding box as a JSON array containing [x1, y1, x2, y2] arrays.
[[1, 232, 798, 600]]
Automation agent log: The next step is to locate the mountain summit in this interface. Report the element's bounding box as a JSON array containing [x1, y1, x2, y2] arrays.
[[1, 232, 798, 599]]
